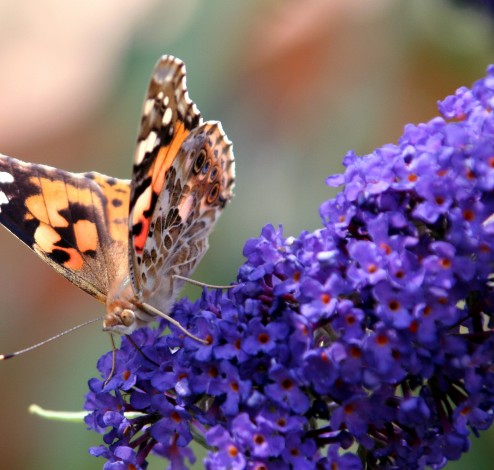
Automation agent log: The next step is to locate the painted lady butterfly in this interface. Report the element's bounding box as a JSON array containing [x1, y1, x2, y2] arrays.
[[0, 55, 235, 340]]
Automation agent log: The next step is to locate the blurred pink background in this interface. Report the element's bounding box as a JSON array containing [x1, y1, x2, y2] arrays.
[[0, 1, 492, 468]]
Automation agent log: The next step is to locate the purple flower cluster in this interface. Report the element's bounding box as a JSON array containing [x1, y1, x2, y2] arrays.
[[85, 65, 494, 469]]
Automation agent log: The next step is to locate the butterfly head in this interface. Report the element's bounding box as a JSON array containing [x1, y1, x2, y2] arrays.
[[103, 302, 152, 335], [104, 276, 154, 335]]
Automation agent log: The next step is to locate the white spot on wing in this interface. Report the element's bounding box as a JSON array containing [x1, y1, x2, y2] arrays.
[[135, 141, 146, 164], [143, 99, 154, 116], [146, 131, 160, 154], [162, 107, 173, 126], [135, 131, 161, 164], [0, 171, 14, 183]]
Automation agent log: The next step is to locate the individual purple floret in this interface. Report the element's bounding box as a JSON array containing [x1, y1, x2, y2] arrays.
[[85, 65, 494, 469]]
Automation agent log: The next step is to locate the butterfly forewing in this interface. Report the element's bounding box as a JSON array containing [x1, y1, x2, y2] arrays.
[[130, 56, 201, 228], [0, 155, 129, 302]]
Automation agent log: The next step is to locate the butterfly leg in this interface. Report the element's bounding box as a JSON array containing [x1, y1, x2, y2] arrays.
[[172, 274, 236, 290]]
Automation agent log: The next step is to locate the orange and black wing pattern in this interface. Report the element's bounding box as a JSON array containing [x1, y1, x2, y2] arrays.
[[0, 154, 130, 302]]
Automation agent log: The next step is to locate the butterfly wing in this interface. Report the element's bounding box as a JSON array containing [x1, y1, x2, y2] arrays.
[[0, 155, 130, 302], [135, 122, 234, 312], [128, 56, 235, 310]]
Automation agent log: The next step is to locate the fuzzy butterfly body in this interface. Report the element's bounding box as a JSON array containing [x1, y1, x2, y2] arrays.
[[0, 55, 235, 336]]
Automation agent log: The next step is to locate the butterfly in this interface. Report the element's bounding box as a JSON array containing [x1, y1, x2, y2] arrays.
[[0, 55, 235, 342]]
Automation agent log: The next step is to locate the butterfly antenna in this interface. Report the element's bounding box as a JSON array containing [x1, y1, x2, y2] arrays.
[[139, 301, 208, 345], [0, 317, 103, 360], [172, 274, 235, 290]]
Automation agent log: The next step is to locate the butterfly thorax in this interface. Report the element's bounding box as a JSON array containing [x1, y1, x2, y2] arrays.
[[104, 271, 183, 335]]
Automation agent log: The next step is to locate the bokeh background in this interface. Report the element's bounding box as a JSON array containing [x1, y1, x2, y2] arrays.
[[0, 1, 493, 468]]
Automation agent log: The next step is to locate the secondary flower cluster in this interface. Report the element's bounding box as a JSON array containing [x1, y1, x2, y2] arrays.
[[85, 65, 494, 469]]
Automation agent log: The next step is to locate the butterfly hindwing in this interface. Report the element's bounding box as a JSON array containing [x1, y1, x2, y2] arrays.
[[0, 154, 130, 302], [134, 122, 235, 310]]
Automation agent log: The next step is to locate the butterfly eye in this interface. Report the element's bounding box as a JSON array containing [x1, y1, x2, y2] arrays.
[[207, 182, 221, 204], [192, 149, 207, 175], [120, 309, 135, 327]]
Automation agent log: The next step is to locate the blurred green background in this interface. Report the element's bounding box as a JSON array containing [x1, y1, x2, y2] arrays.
[[0, 0, 493, 468]]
